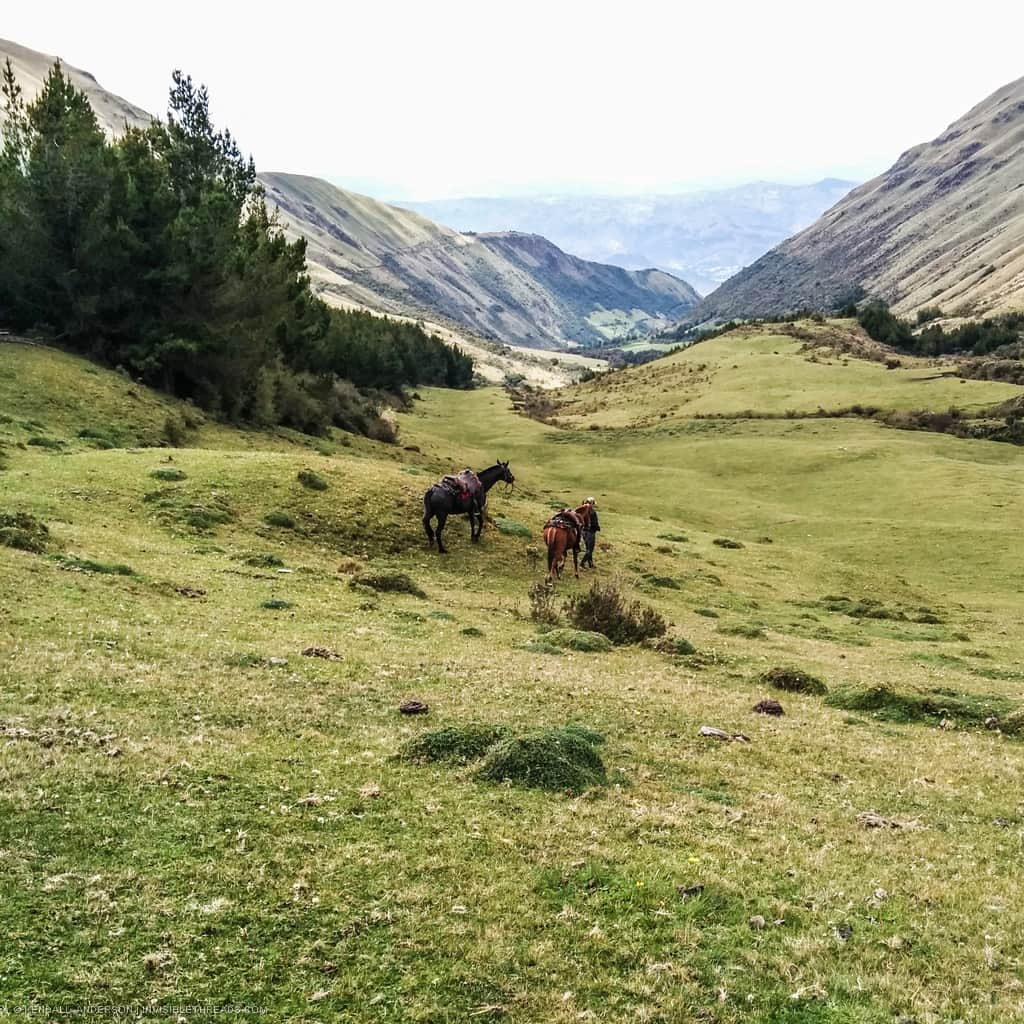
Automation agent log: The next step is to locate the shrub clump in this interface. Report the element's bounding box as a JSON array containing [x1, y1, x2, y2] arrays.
[[399, 724, 510, 764], [713, 537, 744, 549], [475, 727, 607, 793], [297, 469, 329, 491], [150, 467, 187, 481], [0, 512, 50, 553], [260, 598, 294, 610], [528, 580, 560, 625], [642, 574, 680, 589], [245, 553, 284, 567], [546, 628, 613, 653], [56, 556, 135, 576], [657, 532, 688, 543], [566, 580, 666, 645], [826, 684, 1016, 727], [351, 571, 426, 597], [495, 517, 533, 538], [264, 511, 297, 529], [759, 666, 828, 695]]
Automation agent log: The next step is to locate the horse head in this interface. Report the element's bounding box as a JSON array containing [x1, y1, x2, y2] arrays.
[[497, 459, 515, 487]]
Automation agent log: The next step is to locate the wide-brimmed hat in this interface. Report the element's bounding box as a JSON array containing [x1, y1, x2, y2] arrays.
[[585, 497, 596, 505]]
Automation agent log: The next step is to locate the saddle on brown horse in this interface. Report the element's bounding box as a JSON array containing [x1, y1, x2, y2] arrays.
[[544, 508, 585, 541]]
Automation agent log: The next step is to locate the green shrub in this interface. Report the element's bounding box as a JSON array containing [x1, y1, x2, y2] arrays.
[[546, 628, 613, 653], [264, 511, 296, 529], [260, 598, 294, 610], [400, 724, 509, 764], [162, 414, 189, 447], [350, 571, 426, 597], [26, 436, 63, 449], [717, 622, 766, 639], [460, 626, 484, 637], [78, 427, 117, 448], [297, 469, 329, 491], [695, 608, 719, 618], [642, 574, 680, 589], [826, 684, 1015, 727], [713, 538, 744, 549], [657, 532, 688, 543], [56, 556, 135, 576], [245, 553, 284, 567], [0, 512, 50, 553], [475, 727, 607, 793], [150, 467, 187, 481], [566, 580, 666, 645], [759, 666, 827, 695], [528, 580, 560, 625], [523, 640, 564, 655], [496, 517, 533, 538]]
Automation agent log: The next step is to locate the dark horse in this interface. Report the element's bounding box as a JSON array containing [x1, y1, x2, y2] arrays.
[[423, 461, 515, 553], [543, 504, 591, 581]]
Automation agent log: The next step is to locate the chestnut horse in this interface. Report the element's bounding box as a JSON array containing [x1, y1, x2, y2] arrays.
[[543, 504, 592, 581]]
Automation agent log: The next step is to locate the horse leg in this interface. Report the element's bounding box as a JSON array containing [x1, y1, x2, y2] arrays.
[[571, 543, 580, 578], [423, 512, 435, 548], [436, 513, 448, 554]]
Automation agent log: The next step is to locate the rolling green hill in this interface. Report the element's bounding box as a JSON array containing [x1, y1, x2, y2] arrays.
[[4, 333, 1024, 1022]]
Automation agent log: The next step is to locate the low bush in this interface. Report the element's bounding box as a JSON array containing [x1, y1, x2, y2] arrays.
[[260, 598, 294, 610], [399, 724, 509, 764], [150, 467, 187, 481], [245, 553, 284, 567], [713, 538, 744, 549], [528, 581, 560, 625], [56, 556, 135, 576], [475, 727, 607, 793], [545, 628, 613, 653], [657, 532, 688, 543], [566, 580, 666, 645], [297, 469, 329, 491], [0, 512, 50, 553], [826, 684, 1015, 727], [495, 517, 533, 538], [26, 436, 63, 449], [351, 571, 426, 597], [264, 511, 297, 529], [759, 666, 827, 695]]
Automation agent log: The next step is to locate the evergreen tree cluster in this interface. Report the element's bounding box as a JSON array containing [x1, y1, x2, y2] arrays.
[[856, 300, 1024, 358], [0, 62, 473, 437]]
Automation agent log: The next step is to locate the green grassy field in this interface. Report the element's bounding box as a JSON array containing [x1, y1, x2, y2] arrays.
[[3, 328, 1024, 1022]]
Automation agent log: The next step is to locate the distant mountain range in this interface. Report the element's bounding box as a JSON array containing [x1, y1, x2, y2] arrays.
[[399, 180, 856, 296], [685, 76, 1024, 326], [0, 38, 699, 351], [258, 173, 699, 349]]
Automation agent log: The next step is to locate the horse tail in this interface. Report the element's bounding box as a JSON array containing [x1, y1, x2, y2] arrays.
[[422, 488, 434, 539]]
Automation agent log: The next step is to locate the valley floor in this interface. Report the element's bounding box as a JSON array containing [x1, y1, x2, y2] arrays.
[[2, 332, 1024, 1022]]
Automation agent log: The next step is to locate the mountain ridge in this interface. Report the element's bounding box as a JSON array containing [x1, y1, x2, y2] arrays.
[[683, 75, 1024, 325]]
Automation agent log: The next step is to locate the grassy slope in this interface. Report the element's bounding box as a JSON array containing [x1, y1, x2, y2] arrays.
[[3, 333, 1024, 1022]]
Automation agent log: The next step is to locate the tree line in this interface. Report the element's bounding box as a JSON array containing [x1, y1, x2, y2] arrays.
[[0, 62, 473, 438]]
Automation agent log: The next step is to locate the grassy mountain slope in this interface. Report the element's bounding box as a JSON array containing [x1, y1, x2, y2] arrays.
[[260, 172, 698, 349], [690, 76, 1024, 324], [402, 179, 858, 295], [4, 335, 1024, 1021], [0, 37, 151, 136]]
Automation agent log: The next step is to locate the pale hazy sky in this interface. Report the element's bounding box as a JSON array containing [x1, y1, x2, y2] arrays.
[[5, 0, 1023, 199]]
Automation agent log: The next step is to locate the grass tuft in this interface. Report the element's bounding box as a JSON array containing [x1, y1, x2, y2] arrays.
[[399, 724, 510, 764], [545, 628, 613, 653], [297, 468, 329, 491], [826, 684, 1016, 728], [495, 516, 533, 538], [263, 511, 296, 529], [475, 727, 607, 793], [0, 512, 50, 553], [350, 571, 426, 597], [759, 666, 828, 695], [260, 598, 294, 610]]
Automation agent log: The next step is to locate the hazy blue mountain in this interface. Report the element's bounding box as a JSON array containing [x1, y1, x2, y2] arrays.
[[399, 180, 856, 296]]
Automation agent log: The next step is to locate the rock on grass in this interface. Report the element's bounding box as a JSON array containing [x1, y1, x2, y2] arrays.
[[475, 727, 607, 793]]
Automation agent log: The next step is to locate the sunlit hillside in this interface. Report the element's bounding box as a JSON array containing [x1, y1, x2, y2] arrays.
[[3, 333, 1024, 1022]]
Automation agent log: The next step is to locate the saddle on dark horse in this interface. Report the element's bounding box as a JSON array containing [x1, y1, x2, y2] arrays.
[[441, 469, 484, 511]]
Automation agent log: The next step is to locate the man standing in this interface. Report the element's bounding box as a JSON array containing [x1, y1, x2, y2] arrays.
[[580, 497, 600, 568]]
